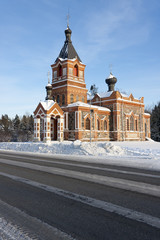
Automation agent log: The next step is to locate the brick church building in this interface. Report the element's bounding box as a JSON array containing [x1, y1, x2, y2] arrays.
[[33, 26, 150, 142]]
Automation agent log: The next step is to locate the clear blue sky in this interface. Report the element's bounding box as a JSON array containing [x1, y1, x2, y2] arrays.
[[0, 0, 160, 118]]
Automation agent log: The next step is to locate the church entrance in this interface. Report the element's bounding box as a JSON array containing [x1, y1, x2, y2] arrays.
[[51, 116, 59, 140], [40, 118, 44, 141]]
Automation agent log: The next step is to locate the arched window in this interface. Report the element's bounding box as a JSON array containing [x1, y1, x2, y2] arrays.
[[70, 94, 74, 103], [104, 120, 107, 131], [130, 116, 134, 131], [73, 65, 78, 77], [58, 65, 62, 77], [127, 119, 129, 131], [97, 119, 100, 130], [57, 95, 60, 104], [86, 118, 90, 130], [62, 94, 65, 105], [82, 96, 84, 102], [76, 95, 79, 102]]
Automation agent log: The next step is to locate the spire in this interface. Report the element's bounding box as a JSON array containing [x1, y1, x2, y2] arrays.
[[55, 26, 82, 62], [105, 72, 117, 92]]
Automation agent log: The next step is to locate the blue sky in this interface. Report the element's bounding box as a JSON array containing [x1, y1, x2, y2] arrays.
[[0, 0, 160, 118]]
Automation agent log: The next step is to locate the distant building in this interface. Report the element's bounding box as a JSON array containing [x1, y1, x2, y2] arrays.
[[33, 26, 150, 142]]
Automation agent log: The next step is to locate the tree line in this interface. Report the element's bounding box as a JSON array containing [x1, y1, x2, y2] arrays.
[[0, 101, 160, 142], [0, 114, 34, 142]]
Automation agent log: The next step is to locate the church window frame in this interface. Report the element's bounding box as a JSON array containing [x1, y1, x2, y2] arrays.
[[76, 95, 79, 102], [104, 120, 107, 131], [62, 94, 65, 105], [82, 96, 84, 102], [135, 119, 138, 131], [127, 118, 129, 131], [130, 116, 134, 131], [70, 94, 74, 103], [58, 65, 62, 77], [97, 119, 100, 131], [69, 68, 73, 75], [63, 68, 66, 76], [54, 70, 57, 79], [79, 70, 83, 78], [73, 64, 78, 77], [57, 95, 60, 104], [86, 117, 90, 130]]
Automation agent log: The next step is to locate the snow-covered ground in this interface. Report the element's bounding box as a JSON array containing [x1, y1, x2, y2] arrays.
[[0, 139, 160, 170]]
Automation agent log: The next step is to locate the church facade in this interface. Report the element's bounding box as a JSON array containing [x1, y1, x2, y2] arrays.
[[33, 26, 150, 142]]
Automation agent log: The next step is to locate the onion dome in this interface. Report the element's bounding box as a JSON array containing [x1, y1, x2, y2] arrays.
[[105, 72, 117, 92]]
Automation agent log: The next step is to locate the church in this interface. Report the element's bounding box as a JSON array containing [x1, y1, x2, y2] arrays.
[[33, 25, 150, 142]]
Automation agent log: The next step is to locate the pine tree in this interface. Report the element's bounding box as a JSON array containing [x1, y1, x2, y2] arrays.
[[12, 114, 21, 142], [151, 102, 160, 142], [0, 115, 12, 141]]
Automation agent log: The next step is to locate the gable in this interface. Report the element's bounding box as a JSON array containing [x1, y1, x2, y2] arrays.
[[47, 102, 63, 116], [34, 103, 46, 117]]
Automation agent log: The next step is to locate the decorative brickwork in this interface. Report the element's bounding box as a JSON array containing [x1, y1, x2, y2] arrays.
[[33, 26, 150, 142]]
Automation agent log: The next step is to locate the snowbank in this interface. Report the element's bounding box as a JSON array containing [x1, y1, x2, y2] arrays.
[[0, 141, 126, 156], [0, 139, 160, 170]]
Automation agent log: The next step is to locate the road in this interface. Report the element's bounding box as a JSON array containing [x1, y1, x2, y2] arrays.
[[0, 150, 160, 240]]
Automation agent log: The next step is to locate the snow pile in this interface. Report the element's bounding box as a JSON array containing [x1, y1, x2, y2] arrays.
[[113, 140, 160, 160], [0, 139, 160, 170], [0, 141, 125, 157], [0, 139, 159, 159]]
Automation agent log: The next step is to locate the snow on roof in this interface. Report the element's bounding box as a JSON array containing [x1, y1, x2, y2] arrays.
[[120, 92, 129, 98], [67, 101, 110, 111], [107, 73, 115, 79], [58, 57, 84, 64], [98, 91, 113, 98], [40, 100, 55, 110], [46, 83, 52, 87], [144, 113, 151, 116]]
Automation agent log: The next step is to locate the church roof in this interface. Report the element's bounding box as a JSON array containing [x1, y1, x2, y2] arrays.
[[55, 27, 82, 62], [67, 101, 110, 112], [40, 100, 55, 110]]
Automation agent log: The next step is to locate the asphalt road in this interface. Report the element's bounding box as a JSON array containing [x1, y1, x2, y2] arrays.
[[0, 150, 160, 240]]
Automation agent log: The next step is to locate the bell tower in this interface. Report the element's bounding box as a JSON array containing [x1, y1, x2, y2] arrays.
[[51, 26, 87, 106]]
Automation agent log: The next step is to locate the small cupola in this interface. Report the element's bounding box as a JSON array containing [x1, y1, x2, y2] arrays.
[[105, 72, 117, 92], [65, 27, 72, 42], [45, 72, 52, 100]]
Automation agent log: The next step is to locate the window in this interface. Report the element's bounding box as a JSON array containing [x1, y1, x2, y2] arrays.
[[63, 68, 66, 76], [53, 96, 55, 101], [97, 119, 100, 130], [73, 65, 78, 77], [86, 118, 90, 130], [69, 68, 73, 75], [130, 116, 134, 131], [79, 70, 83, 78], [70, 94, 74, 103], [58, 65, 62, 77], [57, 95, 60, 104], [54, 71, 57, 79], [76, 95, 79, 102], [82, 96, 84, 102], [135, 119, 138, 131], [127, 119, 129, 131], [62, 94, 65, 105], [104, 120, 107, 130]]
